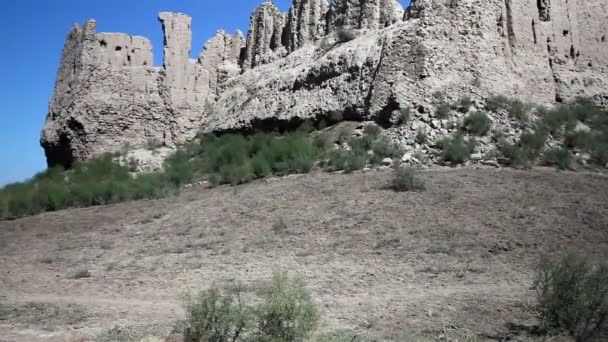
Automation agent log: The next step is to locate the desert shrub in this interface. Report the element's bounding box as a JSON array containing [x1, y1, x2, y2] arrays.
[[485, 96, 528, 122], [363, 124, 382, 142], [255, 271, 319, 342], [370, 136, 403, 165], [392, 166, 425, 192], [145, 137, 162, 150], [183, 286, 252, 342], [464, 111, 491, 136], [335, 27, 357, 43], [508, 99, 528, 121], [435, 102, 451, 119], [325, 148, 367, 173], [543, 147, 572, 170], [485, 95, 511, 112], [539, 104, 578, 137], [397, 107, 411, 126], [336, 127, 354, 144], [457, 96, 473, 113], [535, 254, 608, 341], [439, 134, 475, 164], [497, 128, 547, 168], [416, 129, 428, 144], [565, 130, 593, 149], [72, 269, 91, 279]]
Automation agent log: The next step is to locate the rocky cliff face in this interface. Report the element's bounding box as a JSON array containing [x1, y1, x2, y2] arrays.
[[41, 0, 608, 167]]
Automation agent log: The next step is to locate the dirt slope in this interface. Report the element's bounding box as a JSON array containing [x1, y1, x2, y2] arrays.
[[1, 168, 607, 341]]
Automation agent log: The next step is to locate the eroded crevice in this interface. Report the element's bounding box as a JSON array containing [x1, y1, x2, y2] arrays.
[[537, 0, 550, 22], [532, 20, 537, 44], [504, 0, 516, 49]]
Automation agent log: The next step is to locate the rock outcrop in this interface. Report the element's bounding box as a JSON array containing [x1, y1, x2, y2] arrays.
[[242, 2, 286, 70], [327, 0, 404, 31], [41, 0, 608, 168], [284, 0, 329, 52]]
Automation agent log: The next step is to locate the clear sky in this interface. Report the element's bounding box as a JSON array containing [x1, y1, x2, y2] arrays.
[[0, 0, 411, 186]]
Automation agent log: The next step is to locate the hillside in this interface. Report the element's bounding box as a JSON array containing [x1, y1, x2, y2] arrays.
[[1, 168, 607, 341]]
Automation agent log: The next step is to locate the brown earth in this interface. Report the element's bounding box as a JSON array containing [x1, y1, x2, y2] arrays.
[[1, 167, 607, 341]]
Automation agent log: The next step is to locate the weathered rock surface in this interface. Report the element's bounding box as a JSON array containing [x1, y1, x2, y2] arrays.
[[327, 0, 404, 31], [41, 0, 608, 167], [284, 0, 329, 52], [242, 2, 286, 70]]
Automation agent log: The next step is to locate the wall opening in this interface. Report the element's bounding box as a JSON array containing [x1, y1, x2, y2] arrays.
[[602, 35, 606, 42], [99, 40, 107, 47], [115, 46, 122, 51], [532, 20, 537, 44], [563, 30, 569, 36], [127, 55, 131, 63]]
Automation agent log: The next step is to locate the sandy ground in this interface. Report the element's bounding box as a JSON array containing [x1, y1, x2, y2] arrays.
[[1, 167, 607, 341]]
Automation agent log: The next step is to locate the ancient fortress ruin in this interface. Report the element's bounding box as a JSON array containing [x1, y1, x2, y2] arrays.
[[41, 0, 608, 167]]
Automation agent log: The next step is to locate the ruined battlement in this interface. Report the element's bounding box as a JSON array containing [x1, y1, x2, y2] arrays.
[[41, 0, 608, 168]]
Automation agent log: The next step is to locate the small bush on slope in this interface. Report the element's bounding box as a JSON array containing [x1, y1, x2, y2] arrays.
[[463, 111, 491, 136], [535, 254, 608, 341], [255, 271, 319, 342], [183, 285, 252, 342], [392, 166, 425, 192], [543, 147, 572, 170], [439, 134, 475, 164]]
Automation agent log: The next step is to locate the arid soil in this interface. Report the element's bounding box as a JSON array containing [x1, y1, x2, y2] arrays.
[[1, 168, 607, 341]]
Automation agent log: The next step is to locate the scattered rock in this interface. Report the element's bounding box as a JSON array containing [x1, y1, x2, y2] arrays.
[[482, 159, 500, 168], [382, 158, 393, 166]]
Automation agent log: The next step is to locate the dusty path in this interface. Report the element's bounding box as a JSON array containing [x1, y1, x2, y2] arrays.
[[1, 168, 607, 341]]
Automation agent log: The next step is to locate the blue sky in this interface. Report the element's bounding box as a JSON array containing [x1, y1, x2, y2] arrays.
[[0, 0, 410, 186]]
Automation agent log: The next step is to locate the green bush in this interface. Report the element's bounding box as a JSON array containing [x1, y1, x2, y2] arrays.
[[464, 111, 491, 136], [183, 286, 252, 342], [543, 147, 572, 170], [435, 102, 451, 119], [255, 272, 319, 342], [497, 128, 547, 169], [457, 96, 473, 113], [397, 107, 411, 126], [416, 129, 428, 145], [535, 254, 608, 341], [392, 167, 425, 192], [485, 95, 528, 122], [325, 149, 367, 173], [370, 136, 403, 165], [439, 134, 475, 164], [485, 95, 511, 112]]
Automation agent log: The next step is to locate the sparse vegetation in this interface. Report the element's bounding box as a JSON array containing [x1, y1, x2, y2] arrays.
[[435, 102, 451, 119], [439, 134, 475, 164], [535, 254, 608, 342], [325, 124, 402, 172], [485, 95, 528, 122], [182, 272, 317, 342], [456, 96, 473, 113], [392, 166, 425, 192], [543, 147, 572, 170], [335, 27, 357, 43], [397, 107, 411, 126], [71, 269, 92, 279], [255, 272, 319, 342], [416, 129, 428, 144], [497, 128, 548, 169], [145, 137, 162, 150], [183, 285, 251, 342], [463, 111, 491, 136]]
